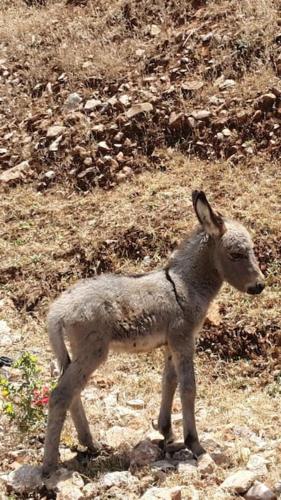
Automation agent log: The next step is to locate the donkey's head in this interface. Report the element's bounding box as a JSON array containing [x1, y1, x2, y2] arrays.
[[192, 191, 265, 294]]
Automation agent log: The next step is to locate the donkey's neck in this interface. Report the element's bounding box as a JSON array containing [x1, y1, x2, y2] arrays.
[[167, 228, 223, 303]]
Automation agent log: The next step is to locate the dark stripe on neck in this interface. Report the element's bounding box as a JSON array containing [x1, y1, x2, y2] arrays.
[[165, 268, 184, 312]]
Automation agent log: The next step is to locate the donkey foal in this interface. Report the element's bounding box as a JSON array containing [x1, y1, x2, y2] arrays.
[[42, 191, 265, 475]]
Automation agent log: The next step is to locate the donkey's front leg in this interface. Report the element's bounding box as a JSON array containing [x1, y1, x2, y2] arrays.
[[157, 347, 177, 444], [172, 350, 205, 458]]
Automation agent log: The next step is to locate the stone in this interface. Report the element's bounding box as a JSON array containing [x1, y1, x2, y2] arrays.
[[177, 461, 198, 477], [245, 481, 277, 500], [97, 141, 111, 152], [222, 128, 232, 137], [84, 98, 102, 111], [197, 453, 217, 475], [191, 109, 211, 120], [44, 468, 84, 492], [127, 398, 144, 409], [221, 470, 256, 494], [99, 471, 138, 489], [119, 94, 131, 106], [126, 102, 153, 118], [247, 455, 268, 477], [105, 425, 127, 447], [64, 93, 82, 111], [130, 439, 162, 468], [169, 112, 185, 128], [150, 24, 161, 36], [49, 135, 63, 152], [47, 125, 66, 138], [0, 161, 31, 184], [151, 460, 176, 472], [210, 449, 228, 465], [3, 465, 43, 493], [274, 481, 281, 495], [44, 170, 56, 180], [141, 486, 182, 499], [82, 482, 99, 498], [218, 79, 236, 90], [182, 80, 204, 91]]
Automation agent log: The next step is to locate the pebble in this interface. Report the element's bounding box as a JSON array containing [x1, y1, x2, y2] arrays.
[[197, 453, 217, 475], [141, 486, 182, 499], [99, 470, 138, 489], [247, 454, 268, 477], [130, 439, 162, 468], [127, 398, 144, 409], [47, 125, 66, 138], [245, 481, 277, 500], [64, 93, 82, 111], [84, 98, 102, 111], [221, 470, 256, 494]]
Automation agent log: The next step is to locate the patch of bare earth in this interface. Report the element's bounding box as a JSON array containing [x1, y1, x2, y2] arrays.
[[0, 0, 280, 498]]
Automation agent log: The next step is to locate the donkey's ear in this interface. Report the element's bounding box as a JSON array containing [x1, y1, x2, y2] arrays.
[[192, 190, 226, 237]]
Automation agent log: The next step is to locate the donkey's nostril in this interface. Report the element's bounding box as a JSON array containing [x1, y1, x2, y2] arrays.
[[247, 282, 265, 295]]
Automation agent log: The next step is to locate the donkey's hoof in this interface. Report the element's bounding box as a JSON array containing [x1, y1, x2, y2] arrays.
[[185, 435, 206, 458]]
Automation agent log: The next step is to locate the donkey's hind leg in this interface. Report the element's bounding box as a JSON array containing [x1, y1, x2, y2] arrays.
[[157, 347, 177, 444], [69, 339, 99, 451], [43, 338, 108, 476], [70, 396, 99, 451]]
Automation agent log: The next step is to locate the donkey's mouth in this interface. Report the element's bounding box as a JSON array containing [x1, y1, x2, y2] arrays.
[[247, 283, 265, 295]]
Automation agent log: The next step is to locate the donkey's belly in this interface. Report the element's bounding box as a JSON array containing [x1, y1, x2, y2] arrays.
[[110, 331, 166, 353]]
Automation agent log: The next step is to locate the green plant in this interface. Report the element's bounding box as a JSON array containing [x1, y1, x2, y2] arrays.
[[0, 352, 50, 433]]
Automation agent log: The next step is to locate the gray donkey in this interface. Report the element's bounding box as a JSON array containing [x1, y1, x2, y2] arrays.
[[42, 191, 265, 475]]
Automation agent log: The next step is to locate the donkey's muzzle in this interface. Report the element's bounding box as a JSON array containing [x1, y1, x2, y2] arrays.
[[247, 282, 265, 295]]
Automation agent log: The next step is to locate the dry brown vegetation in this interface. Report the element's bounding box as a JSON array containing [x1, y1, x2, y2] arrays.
[[0, 0, 280, 498]]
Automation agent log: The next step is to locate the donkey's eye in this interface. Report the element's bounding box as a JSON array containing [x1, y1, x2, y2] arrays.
[[229, 252, 246, 261]]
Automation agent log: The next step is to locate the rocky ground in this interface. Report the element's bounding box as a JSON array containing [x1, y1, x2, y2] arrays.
[[0, 0, 280, 498]]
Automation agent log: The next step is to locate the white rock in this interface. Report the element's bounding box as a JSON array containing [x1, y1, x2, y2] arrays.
[[245, 481, 277, 500], [49, 135, 63, 152], [82, 482, 99, 498], [44, 170, 56, 180], [99, 470, 138, 489], [3, 465, 43, 493], [44, 469, 84, 492], [127, 398, 144, 409], [191, 109, 211, 120], [219, 79, 236, 90], [119, 94, 131, 106], [64, 93, 82, 111], [0, 320, 11, 336], [150, 25, 161, 36], [84, 98, 102, 111], [247, 455, 268, 477], [0, 321, 21, 347], [141, 486, 182, 499], [197, 453, 217, 475], [177, 461, 198, 477], [126, 102, 153, 118], [221, 470, 256, 494], [97, 140, 110, 152], [0, 161, 31, 183], [47, 125, 66, 138], [274, 480, 281, 494]]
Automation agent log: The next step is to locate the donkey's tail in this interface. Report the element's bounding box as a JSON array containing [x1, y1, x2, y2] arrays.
[[47, 313, 71, 375]]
